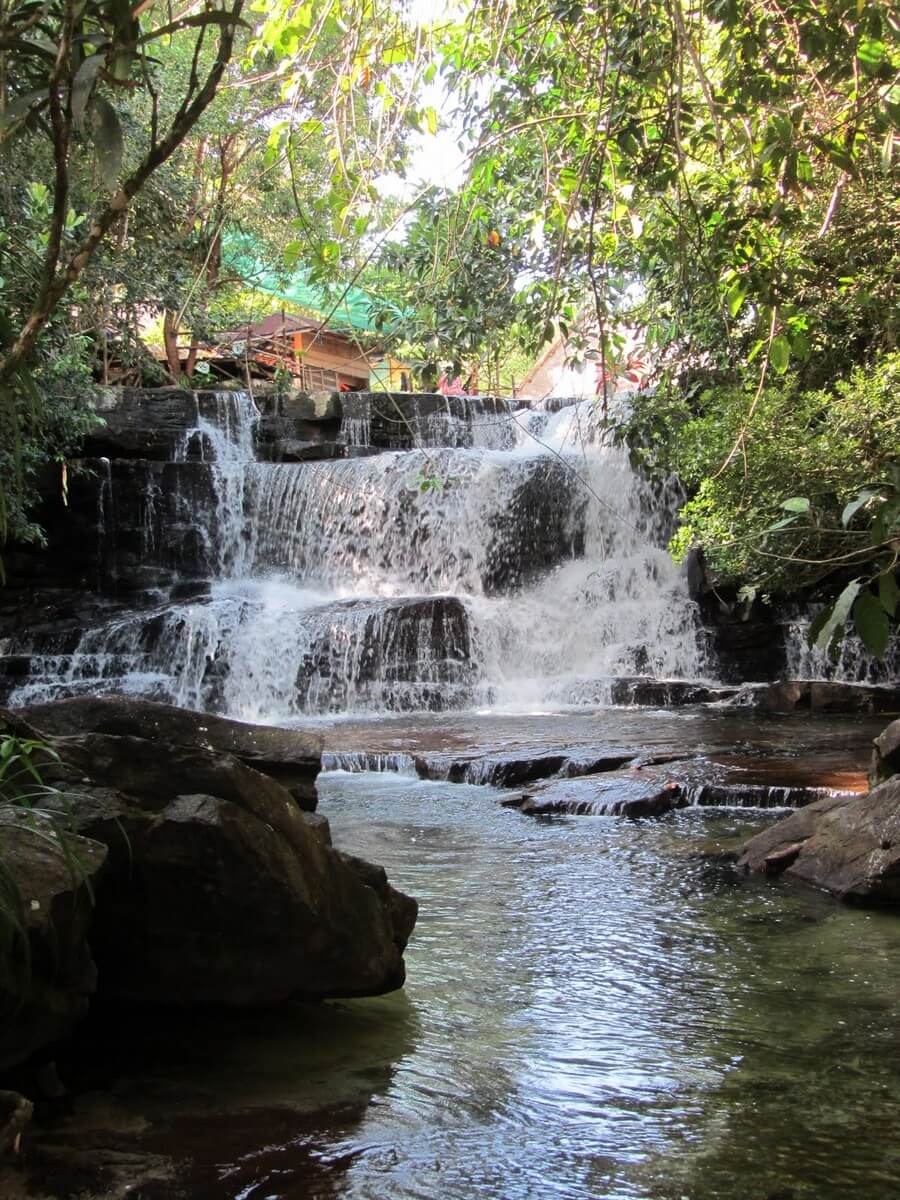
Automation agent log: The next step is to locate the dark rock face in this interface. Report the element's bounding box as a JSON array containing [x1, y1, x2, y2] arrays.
[[735, 680, 900, 715], [85, 387, 344, 465], [338, 392, 516, 451], [18, 696, 322, 811], [872, 719, 900, 785], [703, 610, 788, 683], [0, 703, 416, 1024], [291, 595, 477, 714], [484, 460, 586, 592], [0, 810, 106, 1072], [736, 778, 900, 904], [86, 388, 200, 460]]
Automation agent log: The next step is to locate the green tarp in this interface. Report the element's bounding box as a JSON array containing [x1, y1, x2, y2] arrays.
[[223, 233, 403, 335]]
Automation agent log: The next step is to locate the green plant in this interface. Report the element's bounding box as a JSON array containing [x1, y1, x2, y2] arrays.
[[0, 733, 94, 985]]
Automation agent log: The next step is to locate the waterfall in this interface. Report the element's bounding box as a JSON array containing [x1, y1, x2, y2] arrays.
[[8, 389, 712, 719], [782, 614, 900, 685]]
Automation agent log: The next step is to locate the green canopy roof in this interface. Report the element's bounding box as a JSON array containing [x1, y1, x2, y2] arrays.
[[223, 233, 403, 335]]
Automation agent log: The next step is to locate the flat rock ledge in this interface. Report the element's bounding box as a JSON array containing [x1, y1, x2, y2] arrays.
[[19, 695, 322, 809], [0, 697, 417, 1077], [736, 776, 900, 905]]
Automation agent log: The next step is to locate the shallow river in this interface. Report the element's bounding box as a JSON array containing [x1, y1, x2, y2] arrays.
[[48, 714, 900, 1200]]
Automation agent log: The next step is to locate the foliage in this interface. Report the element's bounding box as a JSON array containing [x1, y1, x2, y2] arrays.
[[0, 731, 90, 983], [437, 0, 898, 388], [372, 188, 527, 387], [626, 354, 900, 651]]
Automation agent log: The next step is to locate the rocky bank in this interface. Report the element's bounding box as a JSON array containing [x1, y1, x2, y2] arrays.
[[0, 695, 417, 1072]]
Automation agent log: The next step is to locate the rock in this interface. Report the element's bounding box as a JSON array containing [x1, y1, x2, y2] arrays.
[[19, 696, 322, 811], [872, 718, 900, 785], [8, 718, 416, 1005], [728, 680, 900, 714], [85, 388, 198, 460], [338, 392, 517, 451], [415, 751, 570, 787], [736, 778, 900, 904], [0, 1091, 32, 1156], [290, 595, 478, 713], [0, 810, 107, 1072], [270, 437, 343, 462], [606, 677, 741, 706], [509, 770, 687, 817]]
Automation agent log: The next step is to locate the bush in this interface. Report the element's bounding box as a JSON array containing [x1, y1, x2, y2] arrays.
[[626, 353, 900, 600]]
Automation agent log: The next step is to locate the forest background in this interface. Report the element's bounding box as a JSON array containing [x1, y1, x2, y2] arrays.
[[0, 0, 897, 652]]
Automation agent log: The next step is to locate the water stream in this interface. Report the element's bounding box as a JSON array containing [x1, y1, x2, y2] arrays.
[[55, 767, 900, 1200], [6, 389, 899, 1198]]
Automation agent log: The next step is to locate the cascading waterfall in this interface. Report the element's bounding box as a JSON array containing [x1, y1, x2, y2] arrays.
[[9, 389, 712, 719], [782, 615, 900, 685]]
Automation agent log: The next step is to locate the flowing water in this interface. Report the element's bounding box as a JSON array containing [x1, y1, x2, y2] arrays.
[[7, 390, 899, 1199], [7, 391, 706, 714], [53, 767, 900, 1200]]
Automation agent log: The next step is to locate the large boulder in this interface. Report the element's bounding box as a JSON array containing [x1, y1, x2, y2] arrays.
[[19, 696, 322, 810], [0, 810, 106, 1071], [0, 706, 416, 1010], [736, 777, 900, 904]]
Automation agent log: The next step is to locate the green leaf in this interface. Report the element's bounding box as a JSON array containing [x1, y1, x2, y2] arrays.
[[0, 88, 48, 134], [841, 489, 877, 527], [807, 604, 832, 646], [781, 496, 810, 513], [381, 44, 409, 66], [72, 54, 105, 131], [813, 579, 862, 653], [769, 334, 790, 373], [89, 96, 123, 191], [857, 37, 888, 77], [726, 279, 748, 318], [853, 591, 890, 658], [878, 570, 899, 618], [422, 106, 438, 135]]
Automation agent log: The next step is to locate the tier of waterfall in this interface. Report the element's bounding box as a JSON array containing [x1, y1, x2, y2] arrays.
[[6, 390, 716, 719]]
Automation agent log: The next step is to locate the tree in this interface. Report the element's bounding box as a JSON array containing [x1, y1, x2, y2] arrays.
[[412, 0, 898, 649], [0, 0, 246, 556], [371, 187, 527, 389]]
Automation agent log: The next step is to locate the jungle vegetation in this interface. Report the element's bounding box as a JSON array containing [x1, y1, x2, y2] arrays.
[[0, 0, 897, 648]]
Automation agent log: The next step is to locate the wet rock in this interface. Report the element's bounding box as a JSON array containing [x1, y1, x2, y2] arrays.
[[338, 392, 517, 451], [19, 695, 322, 811], [732, 680, 900, 714], [269, 437, 343, 462], [292, 595, 477, 713], [414, 751, 570, 787], [509, 770, 687, 817], [872, 718, 900, 785], [255, 388, 342, 422], [85, 388, 199, 460], [411, 747, 688, 790], [736, 777, 900, 904], [0, 811, 107, 1072], [63, 785, 412, 1005], [606, 677, 741, 706]]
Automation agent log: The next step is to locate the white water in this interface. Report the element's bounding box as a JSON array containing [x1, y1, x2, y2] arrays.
[[11, 391, 711, 719], [782, 614, 900, 685]]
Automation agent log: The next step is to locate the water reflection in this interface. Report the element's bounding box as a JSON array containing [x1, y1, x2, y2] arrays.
[[314, 774, 900, 1200], [30, 767, 900, 1200]]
